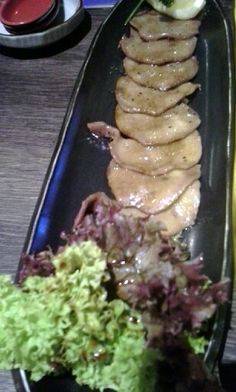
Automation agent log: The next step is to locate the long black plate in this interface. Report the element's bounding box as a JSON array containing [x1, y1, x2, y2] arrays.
[[13, 0, 235, 391]]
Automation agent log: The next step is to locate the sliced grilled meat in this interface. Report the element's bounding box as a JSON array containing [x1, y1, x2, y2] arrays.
[[115, 103, 201, 145], [123, 56, 198, 91], [116, 76, 198, 116], [120, 28, 197, 65], [107, 159, 201, 214]]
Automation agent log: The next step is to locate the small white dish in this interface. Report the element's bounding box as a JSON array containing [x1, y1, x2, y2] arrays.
[[0, 0, 84, 49]]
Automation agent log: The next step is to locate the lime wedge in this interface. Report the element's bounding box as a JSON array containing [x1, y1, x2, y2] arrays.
[[146, 0, 206, 19]]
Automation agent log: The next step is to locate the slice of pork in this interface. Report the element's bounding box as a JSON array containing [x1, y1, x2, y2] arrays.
[[107, 159, 201, 214], [116, 76, 198, 116], [87, 122, 202, 176], [121, 180, 200, 236], [115, 103, 201, 145], [156, 180, 200, 235], [123, 56, 198, 91], [120, 29, 197, 65], [130, 11, 200, 41]]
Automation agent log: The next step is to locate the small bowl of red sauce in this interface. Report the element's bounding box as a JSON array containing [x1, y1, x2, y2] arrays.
[[0, 0, 59, 34]]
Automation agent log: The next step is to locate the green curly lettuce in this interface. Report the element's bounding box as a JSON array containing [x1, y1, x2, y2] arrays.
[[0, 241, 158, 392], [186, 334, 208, 355]]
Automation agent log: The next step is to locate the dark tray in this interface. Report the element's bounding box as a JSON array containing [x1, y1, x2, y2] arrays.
[[13, 0, 235, 391]]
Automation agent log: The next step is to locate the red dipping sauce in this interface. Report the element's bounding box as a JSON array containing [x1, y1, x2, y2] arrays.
[[0, 0, 55, 26]]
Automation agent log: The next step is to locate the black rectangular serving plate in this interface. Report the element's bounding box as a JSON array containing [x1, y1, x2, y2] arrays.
[[13, 0, 235, 391]]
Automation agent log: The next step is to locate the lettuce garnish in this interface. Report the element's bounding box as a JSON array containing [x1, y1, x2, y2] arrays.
[[0, 193, 229, 392], [0, 241, 158, 391]]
